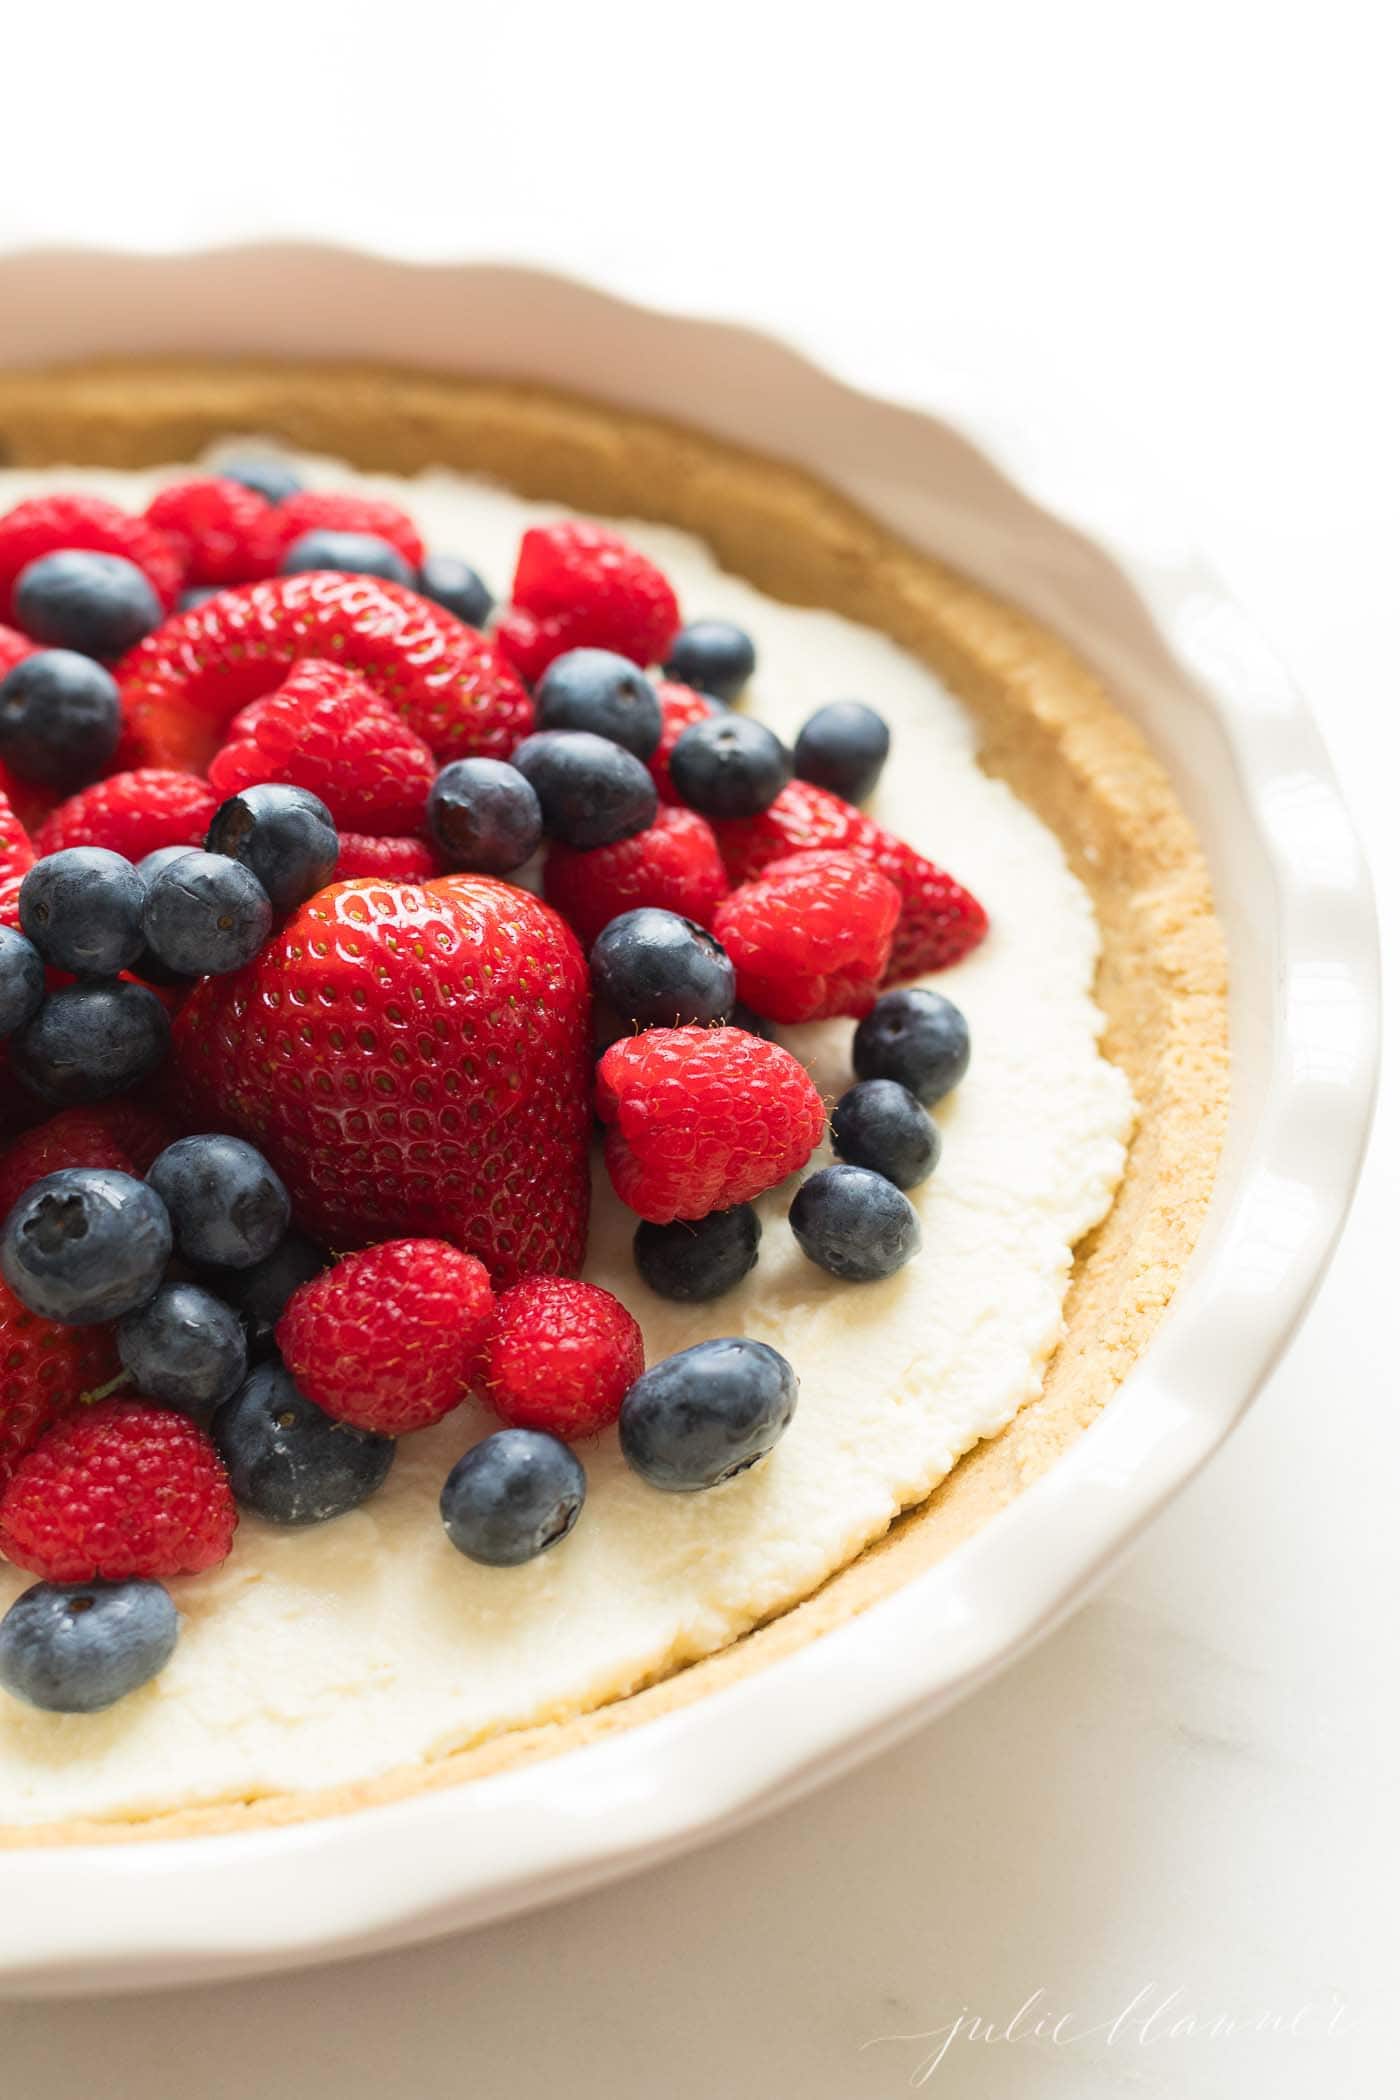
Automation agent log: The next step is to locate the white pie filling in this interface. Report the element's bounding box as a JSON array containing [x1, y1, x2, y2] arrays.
[[0, 455, 1134, 1825]]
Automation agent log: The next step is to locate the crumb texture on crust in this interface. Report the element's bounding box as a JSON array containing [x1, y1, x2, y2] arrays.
[[0, 364, 1228, 1845]]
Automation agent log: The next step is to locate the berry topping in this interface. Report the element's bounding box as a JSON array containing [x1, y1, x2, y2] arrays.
[[0, 1400, 236, 1581], [252, 491, 426, 575], [662, 620, 756, 704], [533, 649, 663, 758], [145, 476, 276, 587], [9, 981, 171, 1107], [789, 1163, 922, 1281], [333, 831, 437, 883], [427, 757, 542, 874], [632, 1205, 761, 1303], [670, 713, 793, 820], [596, 1026, 826, 1223], [543, 805, 729, 949], [19, 847, 147, 976], [512, 730, 658, 849], [35, 769, 219, 862], [619, 1337, 797, 1492], [0, 925, 44, 1039], [148, 1134, 290, 1271], [440, 1428, 585, 1566], [481, 1276, 643, 1440], [417, 554, 493, 628], [852, 987, 971, 1103], [142, 848, 273, 976], [0, 1166, 172, 1324], [0, 494, 183, 618], [0, 651, 122, 791], [712, 849, 900, 1023], [830, 1078, 940, 1190], [14, 551, 162, 660], [211, 1361, 395, 1526], [0, 1101, 174, 1223], [590, 907, 736, 1031], [510, 521, 680, 671], [713, 779, 988, 980], [208, 1228, 327, 1360], [0, 1277, 118, 1493], [173, 876, 593, 1286], [217, 457, 303, 506], [0, 1577, 179, 1713], [648, 681, 719, 805], [281, 529, 416, 587], [277, 1237, 495, 1435], [204, 782, 339, 915], [117, 1282, 249, 1418], [0, 779, 36, 878], [0, 624, 38, 684], [793, 700, 890, 804]]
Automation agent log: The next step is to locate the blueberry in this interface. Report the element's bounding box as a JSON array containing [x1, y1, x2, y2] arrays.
[[141, 848, 272, 976], [426, 757, 542, 873], [789, 1163, 921, 1281], [125, 846, 200, 986], [148, 1134, 290, 1270], [852, 988, 971, 1104], [206, 1229, 328, 1359], [793, 701, 890, 804], [0, 925, 45, 1038], [117, 1282, 249, 1417], [0, 1167, 172, 1323], [533, 650, 662, 759], [212, 1361, 394, 1525], [280, 529, 416, 587], [204, 783, 339, 915], [0, 1579, 178, 1713], [727, 1000, 775, 1041], [178, 586, 220, 613], [13, 550, 162, 660], [18, 848, 146, 975], [0, 650, 121, 791], [218, 457, 303, 505], [663, 620, 756, 704], [511, 730, 657, 848], [669, 714, 792, 819], [590, 907, 735, 1030], [633, 1205, 761, 1302], [417, 553, 493, 628], [137, 844, 199, 886], [830, 1078, 940, 1190], [8, 980, 171, 1106], [619, 1337, 797, 1492], [440, 1429, 585, 1566]]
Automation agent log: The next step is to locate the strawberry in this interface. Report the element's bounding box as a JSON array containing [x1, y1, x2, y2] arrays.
[[544, 805, 729, 948], [0, 784, 35, 883], [712, 850, 901, 1021], [35, 769, 218, 861], [145, 476, 277, 587], [0, 493, 184, 616], [0, 623, 37, 682], [173, 875, 593, 1286], [207, 658, 438, 832], [0, 1280, 119, 1494]]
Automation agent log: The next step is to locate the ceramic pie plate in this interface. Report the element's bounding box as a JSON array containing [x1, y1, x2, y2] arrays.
[[0, 249, 1378, 1994]]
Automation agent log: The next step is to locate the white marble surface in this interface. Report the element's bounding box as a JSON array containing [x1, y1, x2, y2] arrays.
[[0, 2, 1394, 2091]]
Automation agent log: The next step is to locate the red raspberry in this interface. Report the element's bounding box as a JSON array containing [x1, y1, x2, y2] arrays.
[[0, 493, 184, 616], [35, 769, 219, 861], [116, 572, 530, 772], [509, 522, 680, 671], [596, 1026, 826, 1223], [334, 831, 437, 882], [0, 762, 57, 840], [0, 783, 35, 882], [0, 1281, 119, 1494], [277, 1237, 495, 1435], [145, 476, 277, 587], [0, 1400, 236, 1581], [492, 605, 566, 686], [482, 1276, 643, 1440], [544, 805, 729, 949], [712, 850, 901, 1021], [251, 491, 426, 573], [649, 682, 718, 805], [713, 780, 989, 980], [0, 1102, 174, 1224], [0, 622, 37, 680], [207, 658, 438, 832]]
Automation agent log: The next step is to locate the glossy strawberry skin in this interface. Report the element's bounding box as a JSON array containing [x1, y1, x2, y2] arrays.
[[0, 493, 184, 616], [173, 875, 593, 1287]]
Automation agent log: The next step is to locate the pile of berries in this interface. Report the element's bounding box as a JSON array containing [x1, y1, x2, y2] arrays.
[[0, 459, 986, 1717]]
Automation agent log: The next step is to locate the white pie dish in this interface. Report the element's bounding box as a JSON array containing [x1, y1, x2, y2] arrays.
[[0, 246, 1378, 1995]]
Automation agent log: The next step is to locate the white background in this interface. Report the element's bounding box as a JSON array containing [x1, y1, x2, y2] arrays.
[[0, 2, 1395, 2092]]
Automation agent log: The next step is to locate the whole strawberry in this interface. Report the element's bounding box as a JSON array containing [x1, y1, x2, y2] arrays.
[[0, 493, 184, 616], [482, 1276, 643, 1440], [712, 850, 901, 1022], [277, 1237, 495, 1435], [544, 805, 729, 949], [145, 476, 277, 586], [0, 1399, 236, 1580], [174, 875, 593, 1286], [0, 1101, 174, 1224], [497, 523, 680, 680], [596, 1026, 826, 1223], [35, 769, 218, 862], [0, 1279, 119, 1493], [207, 658, 438, 833]]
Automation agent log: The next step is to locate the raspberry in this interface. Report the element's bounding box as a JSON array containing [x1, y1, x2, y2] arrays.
[[116, 572, 530, 772], [596, 1026, 826, 1223], [277, 1237, 494, 1435], [0, 1280, 119, 1493], [712, 850, 901, 1021], [145, 476, 277, 587], [649, 682, 716, 805], [544, 805, 729, 949], [0, 784, 35, 883], [492, 606, 568, 687], [0, 1400, 236, 1581], [712, 780, 989, 980], [482, 1276, 643, 1440], [508, 523, 680, 672], [35, 769, 219, 861], [0, 494, 184, 617], [0, 622, 37, 681], [333, 831, 438, 882], [252, 491, 426, 574], [207, 658, 438, 832], [0, 1101, 174, 1223]]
